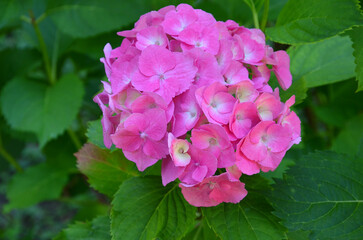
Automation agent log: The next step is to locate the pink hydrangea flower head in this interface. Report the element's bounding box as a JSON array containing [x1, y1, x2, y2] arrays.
[[180, 173, 247, 207], [94, 3, 300, 207]]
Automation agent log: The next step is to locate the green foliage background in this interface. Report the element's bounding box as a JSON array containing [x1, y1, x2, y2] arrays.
[[0, 0, 362, 239]]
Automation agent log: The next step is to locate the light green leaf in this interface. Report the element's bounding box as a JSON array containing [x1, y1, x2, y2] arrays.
[[47, 0, 150, 38], [202, 192, 286, 240], [111, 176, 196, 240], [288, 35, 355, 88], [266, 0, 363, 44], [331, 114, 363, 156], [270, 151, 363, 239], [86, 119, 106, 149], [0, 74, 84, 147], [55, 215, 111, 240], [76, 143, 138, 197], [349, 26, 363, 92]]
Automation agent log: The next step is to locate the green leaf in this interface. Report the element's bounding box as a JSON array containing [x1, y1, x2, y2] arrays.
[[4, 140, 75, 212], [55, 215, 111, 240], [182, 219, 220, 240], [47, 0, 150, 38], [111, 176, 196, 240], [280, 77, 307, 104], [266, 0, 363, 44], [349, 26, 363, 92], [86, 119, 106, 149], [76, 143, 139, 197], [270, 151, 363, 239], [202, 192, 286, 240], [0, 74, 84, 147], [331, 114, 363, 156], [288, 35, 355, 88]]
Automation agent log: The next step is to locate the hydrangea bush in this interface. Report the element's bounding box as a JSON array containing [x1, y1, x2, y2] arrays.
[[94, 3, 301, 207]]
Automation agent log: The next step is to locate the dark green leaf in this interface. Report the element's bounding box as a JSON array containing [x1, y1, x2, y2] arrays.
[[47, 0, 150, 38], [266, 0, 363, 44], [55, 215, 111, 240], [288, 35, 355, 88], [270, 151, 363, 239], [349, 26, 363, 92], [331, 114, 363, 156], [4, 141, 76, 212], [0, 74, 84, 147], [182, 218, 220, 240], [202, 192, 286, 240], [111, 176, 196, 240], [76, 143, 139, 197]]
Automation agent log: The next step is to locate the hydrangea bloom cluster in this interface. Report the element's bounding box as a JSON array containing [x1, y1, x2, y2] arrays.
[[94, 4, 301, 207]]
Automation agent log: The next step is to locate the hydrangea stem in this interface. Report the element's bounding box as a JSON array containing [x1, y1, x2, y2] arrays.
[[244, 0, 260, 29], [0, 134, 23, 172], [67, 129, 82, 150], [260, 0, 269, 32], [29, 11, 55, 85]]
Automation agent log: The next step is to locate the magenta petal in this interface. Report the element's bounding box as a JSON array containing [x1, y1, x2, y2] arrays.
[[161, 156, 185, 186], [123, 149, 159, 172], [138, 45, 176, 76], [192, 165, 208, 182]]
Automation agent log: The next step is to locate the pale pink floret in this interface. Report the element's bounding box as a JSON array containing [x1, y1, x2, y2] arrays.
[[250, 64, 271, 91], [179, 23, 220, 55], [178, 145, 217, 185], [229, 80, 259, 103], [223, 61, 249, 85], [136, 26, 168, 50], [168, 133, 191, 167], [172, 87, 201, 137], [191, 124, 235, 168], [162, 4, 198, 36], [161, 156, 185, 186], [109, 88, 141, 112], [255, 92, 283, 121], [180, 173, 247, 207], [132, 45, 197, 103], [111, 108, 168, 171], [272, 51, 292, 90], [236, 121, 291, 175], [229, 102, 260, 139], [195, 82, 236, 125], [226, 164, 242, 181]]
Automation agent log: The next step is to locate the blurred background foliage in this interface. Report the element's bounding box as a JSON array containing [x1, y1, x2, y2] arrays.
[[0, 0, 362, 239]]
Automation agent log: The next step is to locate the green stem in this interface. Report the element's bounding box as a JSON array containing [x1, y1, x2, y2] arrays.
[[249, 1, 260, 29], [0, 134, 23, 172], [260, 0, 269, 32], [29, 11, 55, 85], [67, 129, 82, 150]]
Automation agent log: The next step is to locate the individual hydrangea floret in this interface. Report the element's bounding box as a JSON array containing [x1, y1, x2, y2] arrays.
[[95, 3, 300, 207]]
